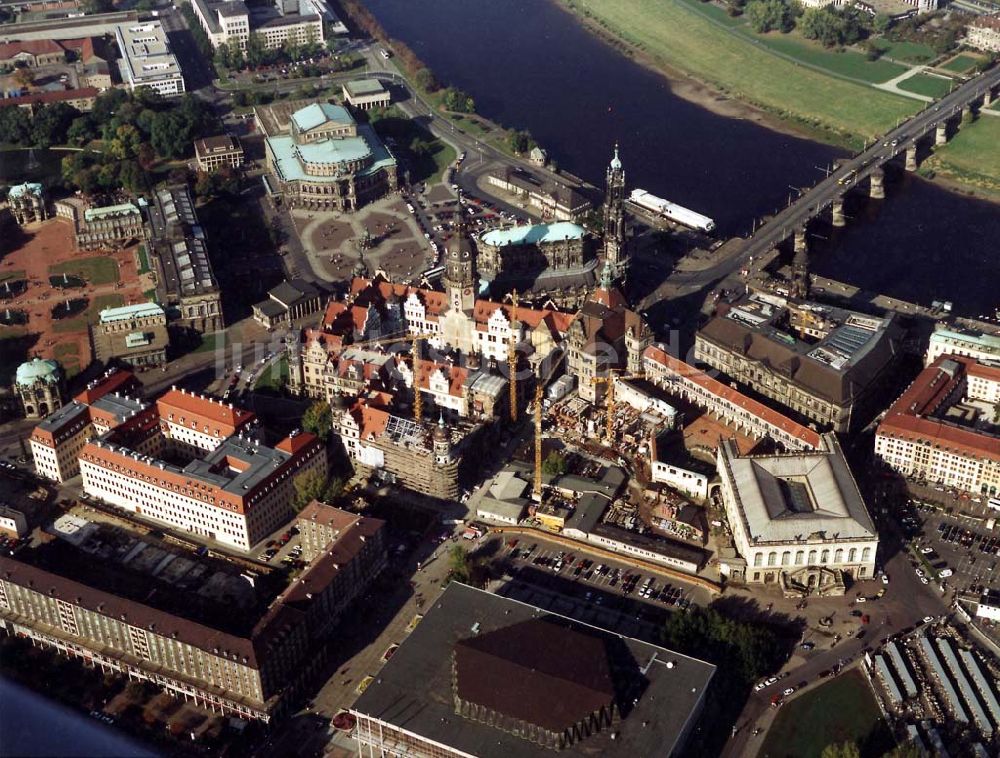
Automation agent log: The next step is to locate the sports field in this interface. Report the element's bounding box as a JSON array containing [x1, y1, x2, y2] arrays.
[[563, 0, 918, 141], [759, 671, 893, 758]]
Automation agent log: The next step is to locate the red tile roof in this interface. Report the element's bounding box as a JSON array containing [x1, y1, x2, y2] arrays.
[[643, 345, 822, 449], [73, 369, 139, 405], [157, 389, 255, 437], [0, 87, 98, 109], [274, 431, 318, 455], [0, 39, 65, 58], [877, 355, 1000, 463]]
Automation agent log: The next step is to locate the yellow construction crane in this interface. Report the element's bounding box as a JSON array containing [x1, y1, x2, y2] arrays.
[[508, 289, 520, 423], [591, 368, 645, 441], [333, 330, 436, 422], [534, 381, 544, 499]]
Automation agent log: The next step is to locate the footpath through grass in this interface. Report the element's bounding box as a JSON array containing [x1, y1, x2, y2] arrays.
[[562, 0, 918, 143], [759, 670, 893, 758]]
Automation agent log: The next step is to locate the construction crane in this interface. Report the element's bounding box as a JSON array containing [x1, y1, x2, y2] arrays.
[[326, 329, 436, 422], [508, 289, 520, 423], [591, 368, 644, 441], [533, 381, 544, 499]]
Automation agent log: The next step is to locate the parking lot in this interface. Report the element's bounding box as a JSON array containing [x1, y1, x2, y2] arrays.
[[489, 535, 710, 612], [899, 496, 998, 597]]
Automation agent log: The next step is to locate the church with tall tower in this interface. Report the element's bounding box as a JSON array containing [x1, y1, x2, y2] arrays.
[[602, 145, 629, 281]]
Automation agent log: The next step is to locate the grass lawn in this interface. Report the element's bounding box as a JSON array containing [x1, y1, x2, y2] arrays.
[[897, 73, 953, 99], [49, 257, 120, 286], [562, 0, 918, 141], [756, 32, 907, 84], [939, 54, 980, 74], [53, 342, 80, 361], [925, 117, 1000, 197], [136, 245, 151, 275], [254, 356, 288, 391], [760, 671, 893, 758], [0, 269, 26, 283], [193, 331, 227, 354], [430, 141, 457, 184], [876, 39, 936, 64], [52, 294, 124, 333]]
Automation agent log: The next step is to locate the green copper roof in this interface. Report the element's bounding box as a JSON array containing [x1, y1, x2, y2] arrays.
[[99, 302, 164, 324], [481, 222, 585, 248], [291, 102, 354, 132], [15, 357, 62, 387], [267, 124, 396, 183], [8, 182, 44, 199], [84, 202, 141, 222], [345, 79, 387, 96]]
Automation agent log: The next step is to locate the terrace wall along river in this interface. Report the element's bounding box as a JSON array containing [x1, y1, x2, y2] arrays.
[[365, 0, 1000, 318]]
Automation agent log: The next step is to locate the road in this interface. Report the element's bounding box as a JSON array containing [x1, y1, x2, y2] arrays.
[[722, 515, 954, 757], [688, 67, 1000, 295]]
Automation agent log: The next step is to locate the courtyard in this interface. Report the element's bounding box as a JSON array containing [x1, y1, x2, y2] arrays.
[[0, 217, 153, 379]]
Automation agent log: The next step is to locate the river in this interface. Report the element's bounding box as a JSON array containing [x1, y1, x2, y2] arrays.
[[0, 676, 160, 757], [364, 0, 1000, 318]]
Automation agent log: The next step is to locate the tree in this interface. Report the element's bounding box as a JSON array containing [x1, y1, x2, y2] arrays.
[[66, 116, 97, 147], [873, 13, 891, 34], [246, 32, 267, 69], [12, 67, 33, 89], [507, 129, 534, 155], [117, 160, 145, 194], [0, 106, 32, 145], [541, 451, 568, 476], [81, 0, 113, 12], [820, 743, 860, 758], [409, 136, 432, 157], [107, 123, 142, 160], [441, 87, 475, 114], [745, 0, 795, 34], [30, 103, 77, 148], [292, 469, 326, 511], [414, 67, 438, 93], [323, 477, 345, 502], [448, 545, 471, 584], [137, 142, 156, 170], [302, 400, 333, 440]]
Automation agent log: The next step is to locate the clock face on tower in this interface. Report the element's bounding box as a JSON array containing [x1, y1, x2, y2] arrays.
[[463, 288, 472, 297]]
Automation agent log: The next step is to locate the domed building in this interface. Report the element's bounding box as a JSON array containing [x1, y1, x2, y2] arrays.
[[15, 358, 66, 419]]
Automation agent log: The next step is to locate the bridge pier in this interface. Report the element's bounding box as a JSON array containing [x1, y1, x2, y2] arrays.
[[832, 197, 845, 227], [870, 168, 885, 200], [793, 227, 808, 255], [961, 104, 973, 126], [936, 123, 948, 146], [985, 89, 994, 108], [905, 145, 918, 172]]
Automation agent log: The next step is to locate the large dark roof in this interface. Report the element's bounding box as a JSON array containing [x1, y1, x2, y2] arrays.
[[454, 618, 615, 732], [351, 583, 715, 758]]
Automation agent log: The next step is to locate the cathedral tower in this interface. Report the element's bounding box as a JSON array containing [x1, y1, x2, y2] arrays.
[[602, 144, 628, 280], [443, 219, 477, 314]]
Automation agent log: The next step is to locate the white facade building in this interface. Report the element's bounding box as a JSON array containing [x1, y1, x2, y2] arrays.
[[716, 434, 878, 591], [115, 22, 185, 96], [925, 327, 1000, 367]]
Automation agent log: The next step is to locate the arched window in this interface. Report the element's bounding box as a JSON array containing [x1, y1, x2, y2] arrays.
[[781, 551, 791, 566], [821, 549, 830, 564], [754, 553, 763, 567], [808, 549, 817, 564], [795, 551, 805, 565], [834, 549, 844, 564], [862, 547, 872, 562], [767, 552, 777, 567], [848, 548, 857, 563]]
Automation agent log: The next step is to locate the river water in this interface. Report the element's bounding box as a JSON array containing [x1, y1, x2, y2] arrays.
[[0, 676, 159, 757], [365, 0, 1000, 317]]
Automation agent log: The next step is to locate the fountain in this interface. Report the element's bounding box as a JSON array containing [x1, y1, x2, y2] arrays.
[[51, 297, 88, 320], [0, 279, 27, 300], [0, 308, 28, 326], [49, 273, 86, 289]]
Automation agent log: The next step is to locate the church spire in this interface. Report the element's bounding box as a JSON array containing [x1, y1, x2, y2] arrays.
[[603, 143, 628, 282], [444, 214, 477, 314]]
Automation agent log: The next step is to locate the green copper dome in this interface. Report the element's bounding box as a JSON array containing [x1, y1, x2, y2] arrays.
[[15, 358, 62, 387]]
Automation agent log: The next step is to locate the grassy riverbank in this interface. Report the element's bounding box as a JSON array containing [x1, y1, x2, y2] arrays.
[[923, 118, 1000, 200], [561, 0, 918, 146]]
